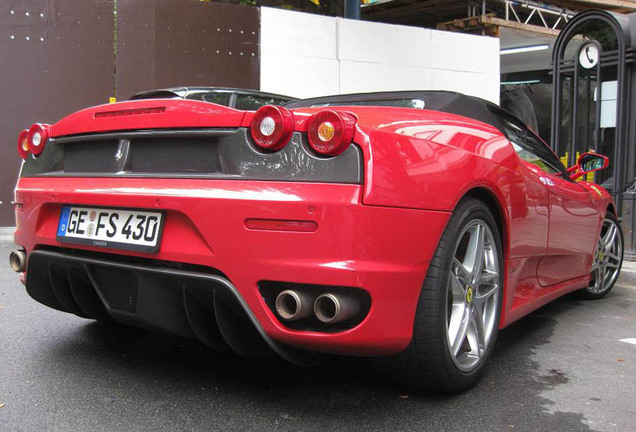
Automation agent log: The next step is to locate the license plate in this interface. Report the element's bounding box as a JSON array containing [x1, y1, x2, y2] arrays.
[[56, 206, 163, 253]]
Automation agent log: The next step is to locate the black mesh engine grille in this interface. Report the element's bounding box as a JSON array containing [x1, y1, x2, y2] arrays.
[[89, 265, 138, 313], [130, 137, 219, 174], [64, 140, 119, 173]]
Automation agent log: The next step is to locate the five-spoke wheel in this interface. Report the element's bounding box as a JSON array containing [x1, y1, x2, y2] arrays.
[[447, 221, 500, 372], [577, 213, 623, 299]]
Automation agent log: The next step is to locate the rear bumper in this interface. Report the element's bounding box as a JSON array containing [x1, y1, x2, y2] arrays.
[[14, 177, 450, 356]]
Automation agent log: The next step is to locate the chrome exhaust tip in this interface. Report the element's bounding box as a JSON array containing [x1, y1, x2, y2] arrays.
[[314, 293, 361, 324], [9, 249, 26, 273], [275, 290, 313, 321]]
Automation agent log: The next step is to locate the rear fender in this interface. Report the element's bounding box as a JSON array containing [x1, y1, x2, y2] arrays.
[[358, 125, 515, 213]]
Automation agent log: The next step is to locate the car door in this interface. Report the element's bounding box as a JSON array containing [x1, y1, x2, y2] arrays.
[[505, 121, 601, 286], [540, 174, 600, 285]]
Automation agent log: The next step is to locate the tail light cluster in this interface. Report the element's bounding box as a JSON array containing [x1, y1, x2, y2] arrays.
[[249, 105, 294, 151], [17, 123, 51, 159], [250, 106, 356, 157]]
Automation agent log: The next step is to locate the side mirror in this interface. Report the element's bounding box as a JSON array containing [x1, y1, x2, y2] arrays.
[[568, 152, 609, 180]]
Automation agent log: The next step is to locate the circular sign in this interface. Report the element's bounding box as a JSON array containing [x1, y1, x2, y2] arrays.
[[579, 43, 599, 69]]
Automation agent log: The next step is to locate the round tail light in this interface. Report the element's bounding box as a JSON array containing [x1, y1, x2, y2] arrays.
[[249, 105, 294, 151], [307, 110, 356, 157], [17, 129, 30, 159], [27, 123, 51, 156]]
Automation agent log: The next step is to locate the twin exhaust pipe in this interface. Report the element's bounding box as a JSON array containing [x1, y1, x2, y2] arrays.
[[275, 289, 361, 324]]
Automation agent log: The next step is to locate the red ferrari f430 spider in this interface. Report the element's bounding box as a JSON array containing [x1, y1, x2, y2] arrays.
[[10, 91, 624, 392]]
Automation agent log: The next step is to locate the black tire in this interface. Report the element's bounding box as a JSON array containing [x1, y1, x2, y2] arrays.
[[386, 197, 504, 393], [574, 212, 623, 300]]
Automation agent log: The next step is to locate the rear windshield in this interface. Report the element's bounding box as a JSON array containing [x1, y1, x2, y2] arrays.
[[235, 94, 294, 110]]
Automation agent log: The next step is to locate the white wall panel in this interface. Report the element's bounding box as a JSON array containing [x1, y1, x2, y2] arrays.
[[260, 8, 500, 103], [260, 52, 340, 98], [430, 30, 499, 75], [431, 70, 500, 103], [337, 19, 431, 67], [340, 61, 432, 94], [260, 8, 337, 59]]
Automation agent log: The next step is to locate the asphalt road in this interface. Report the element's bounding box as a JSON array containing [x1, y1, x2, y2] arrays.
[[1, 241, 635, 432]]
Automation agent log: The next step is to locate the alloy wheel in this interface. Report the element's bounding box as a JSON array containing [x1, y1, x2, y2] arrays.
[[446, 220, 500, 372], [589, 217, 623, 294]]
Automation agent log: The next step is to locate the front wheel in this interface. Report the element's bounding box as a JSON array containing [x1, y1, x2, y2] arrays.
[[388, 198, 503, 393], [575, 213, 623, 300]]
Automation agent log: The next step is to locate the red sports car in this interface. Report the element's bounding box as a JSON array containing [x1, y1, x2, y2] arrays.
[[10, 91, 623, 392]]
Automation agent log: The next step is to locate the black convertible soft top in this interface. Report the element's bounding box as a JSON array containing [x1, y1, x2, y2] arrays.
[[286, 91, 510, 136]]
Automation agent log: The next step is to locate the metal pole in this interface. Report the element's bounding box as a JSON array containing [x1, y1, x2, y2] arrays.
[[585, 71, 591, 151], [344, 0, 360, 19], [594, 53, 602, 152], [570, 59, 580, 167]]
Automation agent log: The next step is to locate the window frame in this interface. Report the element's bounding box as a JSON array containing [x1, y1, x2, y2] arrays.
[[494, 109, 570, 179]]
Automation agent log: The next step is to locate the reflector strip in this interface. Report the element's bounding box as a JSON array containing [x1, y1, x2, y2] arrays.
[[94, 107, 166, 118], [245, 219, 317, 232]]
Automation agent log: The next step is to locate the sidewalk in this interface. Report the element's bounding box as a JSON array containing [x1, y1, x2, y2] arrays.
[[0, 227, 14, 243]]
